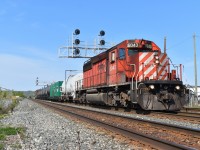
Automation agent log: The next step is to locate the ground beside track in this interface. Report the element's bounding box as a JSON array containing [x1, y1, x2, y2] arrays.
[[0, 99, 136, 149]]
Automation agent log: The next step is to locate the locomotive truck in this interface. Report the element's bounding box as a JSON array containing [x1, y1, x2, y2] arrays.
[[36, 39, 188, 111]]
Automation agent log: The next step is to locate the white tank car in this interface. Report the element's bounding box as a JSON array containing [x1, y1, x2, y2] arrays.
[[61, 73, 83, 99]]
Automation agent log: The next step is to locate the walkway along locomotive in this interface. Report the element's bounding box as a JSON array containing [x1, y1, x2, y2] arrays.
[[36, 39, 188, 111]]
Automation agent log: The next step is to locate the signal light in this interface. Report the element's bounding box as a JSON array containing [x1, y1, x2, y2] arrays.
[[74, 39, 80, 45], [74, 29, 80, 35], [99, 30, 105, 36], [74, 48, 80, 55], [100, 40, 105, 45], [36, 77, 39, 86]]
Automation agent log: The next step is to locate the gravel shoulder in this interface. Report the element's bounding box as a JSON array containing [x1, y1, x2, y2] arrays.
[[0, 99, 136, 150]]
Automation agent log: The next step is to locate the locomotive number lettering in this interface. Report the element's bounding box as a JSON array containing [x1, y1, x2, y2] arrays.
[[145, 44, 152, 49], [127, 43, 138, 48]]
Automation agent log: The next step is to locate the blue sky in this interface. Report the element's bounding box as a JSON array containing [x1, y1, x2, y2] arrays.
[[0, 0, 199, 91]]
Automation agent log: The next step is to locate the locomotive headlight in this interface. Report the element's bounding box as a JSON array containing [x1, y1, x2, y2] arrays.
[[149, 85, 155, 89], [175, 85, 180, 90], [155, 55, 159, 59], [155, 60, 159, 64]]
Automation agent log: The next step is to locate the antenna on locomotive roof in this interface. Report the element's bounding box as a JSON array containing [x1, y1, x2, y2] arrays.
[[164, 36, 166, 54]]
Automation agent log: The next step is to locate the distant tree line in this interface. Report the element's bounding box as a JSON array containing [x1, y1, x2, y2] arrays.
[[0, 91, 25, 100]]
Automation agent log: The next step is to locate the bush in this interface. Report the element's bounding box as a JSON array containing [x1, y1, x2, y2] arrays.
[[0, 99, 19, 115]]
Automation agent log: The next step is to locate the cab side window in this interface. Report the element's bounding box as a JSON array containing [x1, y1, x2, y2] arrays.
[[119, 48, 125, 60], [111, 52, 115, 62]]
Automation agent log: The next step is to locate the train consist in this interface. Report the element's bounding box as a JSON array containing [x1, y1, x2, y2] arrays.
[[35, 39, 188, 111]]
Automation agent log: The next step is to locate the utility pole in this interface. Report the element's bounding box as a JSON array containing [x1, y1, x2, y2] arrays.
[[193, 33, 198, 98], [164, 36, 166, 54]]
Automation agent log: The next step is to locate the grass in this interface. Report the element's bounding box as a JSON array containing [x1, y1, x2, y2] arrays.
[[0, 114, 7, 120], [0, 127, 18, 135], [0, 99, 24, 149], [0, 126, 26, 138], [0, 143, 4, 150], [0, 126, 26, 149], [0, 134, 6, 140]]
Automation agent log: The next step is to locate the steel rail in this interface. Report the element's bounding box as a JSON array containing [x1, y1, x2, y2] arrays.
[[152, 111, 200, 120], [34, 100, 196, 150], [44, 100, 200, 136]]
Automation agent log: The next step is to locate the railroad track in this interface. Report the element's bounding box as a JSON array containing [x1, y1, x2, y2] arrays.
[[182, 107, 200, 113], [149, 111, 200, 124], [34, 99, 200, 150], [67, 103, 200, 124]]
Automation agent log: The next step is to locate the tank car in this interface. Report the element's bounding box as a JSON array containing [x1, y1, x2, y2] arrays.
[[61, 73, 83, 101], [35, 81, 63, 101], [73, 39, 188, 111], [35, 85, 50, 100]]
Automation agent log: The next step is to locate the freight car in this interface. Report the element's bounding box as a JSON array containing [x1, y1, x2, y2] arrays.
[[35, 81, 63, 101], [36, 39, 188, 111], [35, 85, 50, 100], [61, 73, 83, 101]]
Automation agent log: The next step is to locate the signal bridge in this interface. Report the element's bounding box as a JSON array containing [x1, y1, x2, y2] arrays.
[[35, 77, 52, 87], [58, 29, 112, 58]]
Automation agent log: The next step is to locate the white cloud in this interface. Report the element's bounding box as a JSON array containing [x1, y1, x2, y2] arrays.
[[0, 53, 65, 91]]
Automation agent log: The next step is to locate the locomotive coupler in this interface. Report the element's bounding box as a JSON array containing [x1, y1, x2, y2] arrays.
[[158, 91, 174, 104]]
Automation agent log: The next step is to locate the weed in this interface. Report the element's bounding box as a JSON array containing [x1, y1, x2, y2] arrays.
[[0, 114, 7, 119], [0, 143, 4, 150], [16, 127, 26, 139], [11, 143, 22, 149], [0, 134, 5, 140]]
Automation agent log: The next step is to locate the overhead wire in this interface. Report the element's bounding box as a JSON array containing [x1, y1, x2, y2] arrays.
[[166, 36, 192, 51]]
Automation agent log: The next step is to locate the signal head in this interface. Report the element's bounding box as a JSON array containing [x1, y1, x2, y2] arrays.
[[74, 39, 80, 45], [74, 29, 80, 35], [100, 40, 105, 45], [74, 48, 80, 55], [99, 30, 105, 36]]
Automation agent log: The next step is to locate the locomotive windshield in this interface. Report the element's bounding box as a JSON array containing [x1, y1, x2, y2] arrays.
[[128, 49, 138, 56], [128, 49, 159, 56]]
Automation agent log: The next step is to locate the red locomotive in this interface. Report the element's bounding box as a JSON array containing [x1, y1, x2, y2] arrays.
[[74, 39, 187, 111]]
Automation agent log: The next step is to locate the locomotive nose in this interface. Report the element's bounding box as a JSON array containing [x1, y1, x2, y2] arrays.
[[159, 91, 174, 103]]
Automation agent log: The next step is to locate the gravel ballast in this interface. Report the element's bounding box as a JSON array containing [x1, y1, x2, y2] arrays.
[[63, 103, 200, 130], [0, 99, 136, 150]]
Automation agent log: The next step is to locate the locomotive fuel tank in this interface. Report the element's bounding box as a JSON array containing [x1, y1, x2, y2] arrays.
[[86, 93, 108, 105]]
